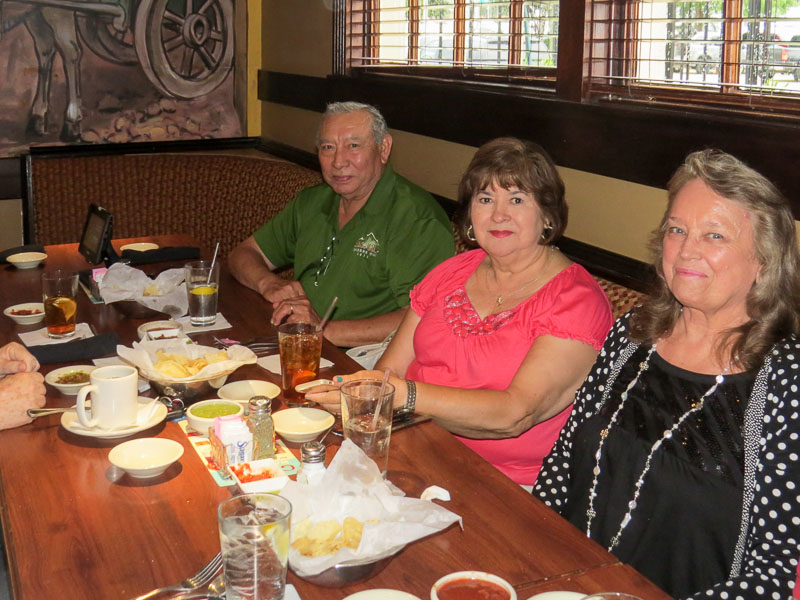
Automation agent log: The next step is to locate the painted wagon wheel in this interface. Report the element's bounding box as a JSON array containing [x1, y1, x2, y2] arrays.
[[134, 0, 233, 98], [76, 13, 138, 66]]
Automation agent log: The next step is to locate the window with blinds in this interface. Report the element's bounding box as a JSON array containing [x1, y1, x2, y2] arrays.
[[587, 0, 800, 104], [346, 0, 559, 79]]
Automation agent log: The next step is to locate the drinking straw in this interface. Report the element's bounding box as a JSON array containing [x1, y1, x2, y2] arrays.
[[372, 368, 391, 430], [206, 243, 220, 285], [317, 296, 339, 332]]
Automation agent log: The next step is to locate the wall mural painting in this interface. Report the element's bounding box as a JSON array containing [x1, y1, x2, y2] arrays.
[[0, 0, 240, 156]]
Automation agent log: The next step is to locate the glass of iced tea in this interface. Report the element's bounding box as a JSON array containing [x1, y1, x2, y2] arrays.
[[42, 270, 79, 338], [278, 322, 322, 406]]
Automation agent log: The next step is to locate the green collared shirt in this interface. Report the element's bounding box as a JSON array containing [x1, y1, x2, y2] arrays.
[[253, 165, 454, 322]]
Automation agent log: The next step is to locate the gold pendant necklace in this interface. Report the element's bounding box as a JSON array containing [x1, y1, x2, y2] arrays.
[[492, 248, 551, 307]]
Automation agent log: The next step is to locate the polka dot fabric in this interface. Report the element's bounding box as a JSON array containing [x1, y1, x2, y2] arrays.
[[533, 314, 800, 599]]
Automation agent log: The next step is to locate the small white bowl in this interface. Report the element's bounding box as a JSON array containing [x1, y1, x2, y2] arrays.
[[185, 399, 243, 436], [218, 379, 281, 414], [45, 365, 96, 395], [273, 407, 334, 443], [109, 437, 184, 478], [3, 303, 45, 325], [137, 320, 183, 340], [431, 571, 517, 600], [120, 242, 159, 252], [7, 252, 47, 269]]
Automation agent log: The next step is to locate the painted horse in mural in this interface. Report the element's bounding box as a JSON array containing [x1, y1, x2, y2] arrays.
[[0, 0, 233, 142]]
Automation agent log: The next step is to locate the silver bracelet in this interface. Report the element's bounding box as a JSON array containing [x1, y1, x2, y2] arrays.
[[404, 380, 417, 414]]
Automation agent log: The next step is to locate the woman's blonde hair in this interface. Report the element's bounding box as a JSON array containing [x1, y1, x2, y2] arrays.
[[629, 149, 800, 370]]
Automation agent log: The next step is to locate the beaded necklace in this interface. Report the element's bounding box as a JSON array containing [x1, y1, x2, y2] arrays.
[[585, 344, 731, 552]]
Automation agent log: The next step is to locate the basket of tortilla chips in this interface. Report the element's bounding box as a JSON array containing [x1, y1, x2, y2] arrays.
[[117, 340, 257, 402]]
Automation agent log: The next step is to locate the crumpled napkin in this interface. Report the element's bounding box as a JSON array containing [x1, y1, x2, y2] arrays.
[[282, 439, 462, 577], [99, 263, 188, 316]]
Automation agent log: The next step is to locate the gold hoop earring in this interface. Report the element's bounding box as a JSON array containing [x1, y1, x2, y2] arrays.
[[541, 222, 553, 242], [466, 225, 477, 242]]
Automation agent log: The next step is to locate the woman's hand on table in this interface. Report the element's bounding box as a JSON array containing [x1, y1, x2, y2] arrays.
[[305, 369, 405, 414]]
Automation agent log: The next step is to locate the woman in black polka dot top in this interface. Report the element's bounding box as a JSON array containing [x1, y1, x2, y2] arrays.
[[534, 150, 800, 599]]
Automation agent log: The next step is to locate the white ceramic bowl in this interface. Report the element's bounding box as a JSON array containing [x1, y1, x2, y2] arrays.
[[185, 399, 243, 436], [3, 303, 45, 325], [273, 407, 334, 443], [120, 242, 159, 252], [108, 437, 184, 478], [137, 319, 183, 341], [228, 458, 289, 493], [7, 252, 47, 269], [431, 571, 517, 600], [218, 379, 281, 414], [45, 365, 96, 395]]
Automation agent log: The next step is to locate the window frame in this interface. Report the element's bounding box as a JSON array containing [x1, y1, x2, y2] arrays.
[[336, 0, 800, 121]]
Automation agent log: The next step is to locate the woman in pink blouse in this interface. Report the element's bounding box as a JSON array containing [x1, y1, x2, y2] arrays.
[[311, 138, 613, 486]]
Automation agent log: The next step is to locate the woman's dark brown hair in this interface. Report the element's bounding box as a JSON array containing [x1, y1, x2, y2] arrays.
[[629, 149, 800, 370], [457, 137, 567, 247]]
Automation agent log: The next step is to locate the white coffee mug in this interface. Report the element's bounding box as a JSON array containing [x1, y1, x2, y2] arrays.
[[76, 365, 139, 429]]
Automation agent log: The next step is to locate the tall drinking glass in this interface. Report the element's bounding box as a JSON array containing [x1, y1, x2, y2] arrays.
[[218, 493, 292, 600], [42, 270, 79, 338], [340, 379, 395, 477], [185, 260, 219, 326], [278, 322, 322, 406]]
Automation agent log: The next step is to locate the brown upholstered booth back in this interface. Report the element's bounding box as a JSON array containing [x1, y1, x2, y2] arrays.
[[26, 154, 322, 257]]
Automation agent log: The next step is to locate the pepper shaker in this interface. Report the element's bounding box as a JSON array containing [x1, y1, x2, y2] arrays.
[[247, 396, 275, 460]]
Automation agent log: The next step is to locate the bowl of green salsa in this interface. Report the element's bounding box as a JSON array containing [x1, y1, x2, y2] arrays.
[[186, 399, 243, 436]]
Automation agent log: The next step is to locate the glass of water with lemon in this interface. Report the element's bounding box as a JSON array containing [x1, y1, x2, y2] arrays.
[[185, 260, 219, 326], [218, 494, 292, 600]]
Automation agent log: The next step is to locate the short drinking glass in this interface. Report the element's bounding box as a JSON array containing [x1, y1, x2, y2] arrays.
[[218, 493, 292, 600], [42, 270, 79, 338], [185, 260, 219, 326], [278, 322, 322, 406], [340, 379, 395, 477]]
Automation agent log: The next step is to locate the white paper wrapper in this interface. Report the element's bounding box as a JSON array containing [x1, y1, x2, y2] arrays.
[[100, 263, 189, 316], [283, 440, 462, 577], [117, 340, 257, 383]]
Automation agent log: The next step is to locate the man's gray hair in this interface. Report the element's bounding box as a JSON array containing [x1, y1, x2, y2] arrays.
[[317, 102, 388, 147]]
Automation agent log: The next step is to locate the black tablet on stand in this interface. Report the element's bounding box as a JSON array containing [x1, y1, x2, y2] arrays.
[[78, 204, 119, 267]]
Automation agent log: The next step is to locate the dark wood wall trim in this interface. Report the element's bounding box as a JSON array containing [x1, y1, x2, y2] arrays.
[[258, 70, 800, 218]]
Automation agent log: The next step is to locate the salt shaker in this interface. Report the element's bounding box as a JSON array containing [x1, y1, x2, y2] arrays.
[[247, 396, 275, 460], [297, 441, 326, 485]]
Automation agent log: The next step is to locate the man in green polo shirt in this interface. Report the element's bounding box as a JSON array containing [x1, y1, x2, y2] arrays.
[[229, 102, 454, 347]]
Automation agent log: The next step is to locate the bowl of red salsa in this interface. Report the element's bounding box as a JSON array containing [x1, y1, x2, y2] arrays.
[[431, 571, 516, 600]]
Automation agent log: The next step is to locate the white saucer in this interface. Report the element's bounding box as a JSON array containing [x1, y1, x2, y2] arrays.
[[527, 592, 587, 600], [61, 398, 167, 439], [343, 591, 420, 600]]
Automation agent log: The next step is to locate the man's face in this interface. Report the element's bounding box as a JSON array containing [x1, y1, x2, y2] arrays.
[[317, 111, 392, 204]]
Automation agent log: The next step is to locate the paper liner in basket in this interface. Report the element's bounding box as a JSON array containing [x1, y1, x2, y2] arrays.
[[100, 263, 189, 316], [117, 340, 257, 383], [282, 439, 462, 577]]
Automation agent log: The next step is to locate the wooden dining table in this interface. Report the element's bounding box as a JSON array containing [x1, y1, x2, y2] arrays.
[[0, 234, 672, 600]]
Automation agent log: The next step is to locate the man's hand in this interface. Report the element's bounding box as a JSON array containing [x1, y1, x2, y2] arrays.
[[271, 295, 320, 327], [0, 372, 46, 430], [0, 342, 39, 376], [261, 279, 306, 304]]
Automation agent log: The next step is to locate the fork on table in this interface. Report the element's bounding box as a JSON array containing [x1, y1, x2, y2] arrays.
[[132, 552, 222, 600]]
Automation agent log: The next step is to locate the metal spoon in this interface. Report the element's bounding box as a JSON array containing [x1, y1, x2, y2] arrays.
[[27, 407, 75, 419]]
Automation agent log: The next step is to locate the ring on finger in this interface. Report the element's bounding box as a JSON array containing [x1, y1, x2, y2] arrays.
[[290, 304, 294, 314]]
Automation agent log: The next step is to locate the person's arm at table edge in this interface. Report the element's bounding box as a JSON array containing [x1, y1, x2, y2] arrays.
[[323, 307, 408, 348], [228, 236, 304, 302]]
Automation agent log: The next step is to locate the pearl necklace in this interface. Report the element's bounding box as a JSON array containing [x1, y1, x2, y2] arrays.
[[585, 344, 730, 552]]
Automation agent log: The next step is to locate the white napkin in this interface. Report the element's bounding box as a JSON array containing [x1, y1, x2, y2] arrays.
[[257, 354, 333, 375], [19, 323, 94, 347], [175, 313, 232, 334], [285, 585, 301, 600]]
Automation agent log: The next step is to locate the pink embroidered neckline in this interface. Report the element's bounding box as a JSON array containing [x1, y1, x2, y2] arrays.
[[443, 287, 516, 337]]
